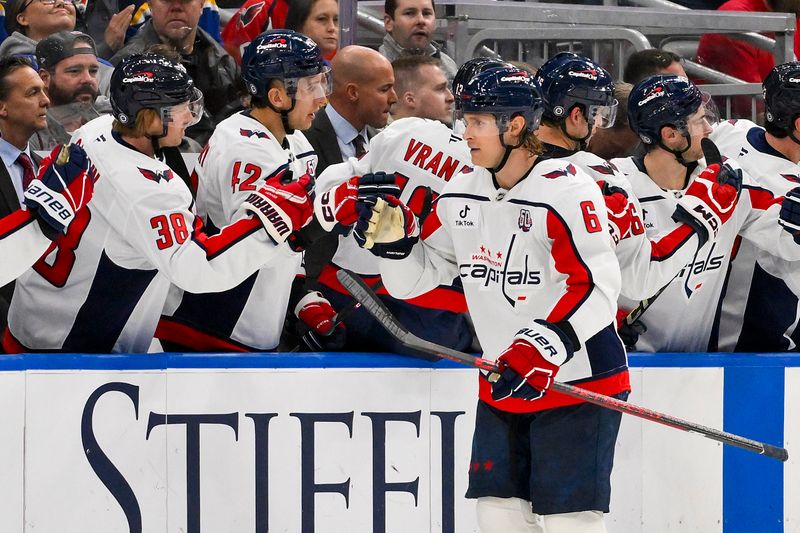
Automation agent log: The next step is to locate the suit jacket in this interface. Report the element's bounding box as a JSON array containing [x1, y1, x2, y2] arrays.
[[304, 107, 343, 177], [0, 152, 41, 331]]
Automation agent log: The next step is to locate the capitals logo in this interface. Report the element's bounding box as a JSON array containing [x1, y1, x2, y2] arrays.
[[518, 209, 532, 232], [542, 163, 577, 180], [459, 234, 541, 307], [781, 173, 800, 184], [237, 1, 264, 28], [679, 241, 724, 299], [240, 128, 270, 139], [138, 167, 174, 183], [588, 162, 619, 176]]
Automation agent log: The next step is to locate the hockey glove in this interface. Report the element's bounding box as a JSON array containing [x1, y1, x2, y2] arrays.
[[616, 309, 646, 350], [490, 320, 576, 402], [672, 163, 742, 247], [242, 168, 314, 245], [357, 171, 400, 200], [294, 291, 346, 351], [598, 180, 632, 245], [778, 187, 800, 244], [354, 195, 419, 259], [314, 176, 360, 232], [24, 144, 93, 238]]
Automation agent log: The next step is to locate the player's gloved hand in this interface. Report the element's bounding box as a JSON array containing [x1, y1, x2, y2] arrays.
[[357, 171, 400, 200], [490, 320, 575, 402], [314, 176, 359, 232], [672, 163, 742, 247], [354, 195, 419, 259], [294, 291, 346, 351], [23, 143, 93, 238], [598, 180, 632, 245], [778, 187, 800, 244], [616, 309, 646, 350], [242, 168, 314, 245]]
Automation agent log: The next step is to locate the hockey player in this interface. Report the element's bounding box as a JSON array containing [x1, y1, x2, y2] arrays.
[[359, 65, 629, 532], [305, 58, 499, 352], [0, 143, 93, 286], [709, 62, 800, 351], [614, 75, 800, 352], [534, 52, 722, 305], [156, 30, 337, 352], [2, 53, 316, 353]]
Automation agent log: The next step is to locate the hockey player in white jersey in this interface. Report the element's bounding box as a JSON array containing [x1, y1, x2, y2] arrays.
[[307, 58, 499, 352], [613, 75, 800, 352], [709, 62, 800, 351], [534, 53, 719, 308], [2, 53, 316, 353], [358, 65, 628, 532], [156, 30, 337, 352], [0, 143, 93, 286]]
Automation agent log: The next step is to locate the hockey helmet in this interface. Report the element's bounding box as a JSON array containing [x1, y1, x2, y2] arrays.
[[241, 29, 331, 100], [536, 52, 617, 129], [456, 65, 544, 138], [110, 53, 203, 128], [763, 61, 800, 132], [627, 75, 705, 145], [452, 57, 509, 110]]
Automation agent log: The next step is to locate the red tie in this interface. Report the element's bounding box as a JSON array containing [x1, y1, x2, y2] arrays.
[[352, 135, 367, 158], [17, 152, 36, 189]]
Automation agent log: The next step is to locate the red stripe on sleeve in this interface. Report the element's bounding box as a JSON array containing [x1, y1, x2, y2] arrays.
[[748, 187, 781, 211], [545, 210, 593, 323], [650, 224, 695, 260], [420, 206, 443, 240], [0, 209, 33, 239], [192, 216, 263, 259]]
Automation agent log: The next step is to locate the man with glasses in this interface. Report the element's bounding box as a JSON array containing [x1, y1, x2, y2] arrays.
[[156, 30, 339, 353]]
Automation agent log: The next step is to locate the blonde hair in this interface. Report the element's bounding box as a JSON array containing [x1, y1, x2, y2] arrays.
[[112, 108, 159, 138]]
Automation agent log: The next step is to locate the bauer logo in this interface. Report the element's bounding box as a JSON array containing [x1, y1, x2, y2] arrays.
[[459, 234, 541, 307], [638, 86, 665, 106], [123, 72, 154, 83]]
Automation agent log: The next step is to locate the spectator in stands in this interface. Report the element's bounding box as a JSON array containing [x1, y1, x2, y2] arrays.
[[390, 55, 453, 124], [697, 0, 800, 84], [0, 0, 77, 59], [623, 48, 687, 84], [30, 30, 111, 151], [75, 1, 134, 59], [0, 57, 48, 331], [587, 81, 640, 160], [380, 0, 457, 82], [111, 0, 240, 145], [285, 0, 338, 60]]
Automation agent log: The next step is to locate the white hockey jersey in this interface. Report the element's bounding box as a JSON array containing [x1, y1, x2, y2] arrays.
[[545, 146, 703, 301], [314, 117, 472, 313], [379, 157, 629, 414], [710, 119, 800, 351], [158, 111, 314, 351], [0, 210, 51, 286], [4, 115, 291, 353], [612, 154, 798, 352]]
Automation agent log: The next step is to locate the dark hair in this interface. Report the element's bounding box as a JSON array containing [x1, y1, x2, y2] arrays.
[[385, 0, 436, 18], [0, 56, 35, 101], [623, 49, 683, 84], [285, 0, 337, 31]]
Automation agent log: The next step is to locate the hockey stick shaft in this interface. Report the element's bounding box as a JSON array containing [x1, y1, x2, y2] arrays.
[[337, 268, 788, 462]]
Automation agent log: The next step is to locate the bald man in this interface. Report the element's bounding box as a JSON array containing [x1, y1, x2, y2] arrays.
[[305, 45, 397, 175]]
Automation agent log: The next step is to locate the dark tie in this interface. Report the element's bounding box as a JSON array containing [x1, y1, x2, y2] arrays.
[[17, 152, 36, 189], [352, 134, 367, 158]]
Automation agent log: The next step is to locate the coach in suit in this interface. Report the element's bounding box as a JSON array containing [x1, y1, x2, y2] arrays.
[[0, 57, 49, 330], [305, 45, 397, 175]]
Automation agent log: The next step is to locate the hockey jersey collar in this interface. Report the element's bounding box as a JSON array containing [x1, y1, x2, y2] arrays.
[[747, 126, 791, 162]]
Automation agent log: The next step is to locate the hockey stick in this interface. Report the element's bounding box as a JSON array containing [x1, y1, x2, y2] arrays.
[[622, 137, 727, 328], [337, 268, 789, 462]]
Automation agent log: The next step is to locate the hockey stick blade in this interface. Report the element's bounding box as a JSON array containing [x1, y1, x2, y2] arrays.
[[701, 137, 723, 169], [337, 268, 789, 462]]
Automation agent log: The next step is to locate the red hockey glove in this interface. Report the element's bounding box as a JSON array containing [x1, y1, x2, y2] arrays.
[[24, 144, 93, 238], [672, 163, 742, 247], [779, 187, 800, 244], [294, 291, 346, 351], [315, 176, 360, 232], [598, 180, 632, 245], [242, 168, 314, 245], [490, 320, 576, 402]]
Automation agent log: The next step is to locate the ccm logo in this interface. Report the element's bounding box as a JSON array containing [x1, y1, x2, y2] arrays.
[[692, 204, 719, 235]]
